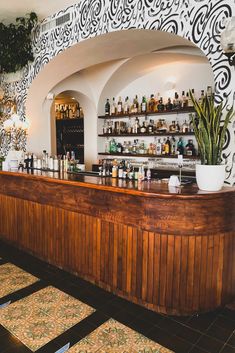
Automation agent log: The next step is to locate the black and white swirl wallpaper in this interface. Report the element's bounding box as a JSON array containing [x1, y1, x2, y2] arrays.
[[0, 0, 234, 184]]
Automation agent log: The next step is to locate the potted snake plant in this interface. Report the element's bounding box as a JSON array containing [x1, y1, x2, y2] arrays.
[[189, 91, 234, 191]]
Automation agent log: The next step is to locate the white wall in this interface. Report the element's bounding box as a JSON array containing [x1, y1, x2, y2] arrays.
[[27, 55, 213, 170]]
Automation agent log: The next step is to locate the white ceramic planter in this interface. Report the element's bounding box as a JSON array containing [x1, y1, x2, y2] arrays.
[[196, 164, 225, 191]]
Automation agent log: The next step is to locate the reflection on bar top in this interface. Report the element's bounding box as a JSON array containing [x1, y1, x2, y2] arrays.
[[0, 169, 234, 199]]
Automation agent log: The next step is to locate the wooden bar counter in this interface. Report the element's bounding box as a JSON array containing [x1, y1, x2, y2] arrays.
[[0, 170, 234, 315]]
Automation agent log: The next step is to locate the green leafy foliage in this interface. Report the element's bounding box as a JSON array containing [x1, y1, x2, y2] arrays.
[[0, 12, 37, 73], [189, 91, 234, 165]]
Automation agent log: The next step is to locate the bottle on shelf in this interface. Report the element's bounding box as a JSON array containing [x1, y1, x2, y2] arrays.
[[206, 86, 213, 99], [171, 137, 177, 155], [131, 95, 139, 114], [140, 120, 147, 133], [117, 96, 123, 114], [141, 96, 147, 113], [169, 120, 176, 132], [188, 88, 195, 107], [124, 96, 130, 114], [177, 137, 185, 155], [182, 120, 189, 133], [147, 119, 154, 133], [198, 90, 205, 104], [148, 94, 156, 112], [105, 98, 110, 116], [157, 97, 165, 111], [185, 139, 196, 156], [133, 117, 140, 134], [165, 137, 171, 155], [173, 92, 181, 110], [165, 98, 173, 111], [111, 97, 117, 115], [156, 138, 162, 155], [181, 91, 188, 108]]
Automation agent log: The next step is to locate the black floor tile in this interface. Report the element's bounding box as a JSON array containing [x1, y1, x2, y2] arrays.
[[176, 325, 202, 344], [227, 333, 235, 347], [188, 312, 218, 332], [147, 326, 193, 353], [196, 334, 224, 353], [112, 308, 138, 325], [0, 331, 25, 353], [189, 346, 209, 353], [206, 321, 234, 343], [220, 345, 235, 353], [85, 310, 109, 327], [127, 316, 154, 335]]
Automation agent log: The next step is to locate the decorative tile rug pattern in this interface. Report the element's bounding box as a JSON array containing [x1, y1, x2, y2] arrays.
[[0, 263, 39, 298], [0, 286, 95, 351], [68, 318, 173, 353]]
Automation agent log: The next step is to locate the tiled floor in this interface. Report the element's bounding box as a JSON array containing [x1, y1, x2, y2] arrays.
[[0, 240, 234, 353]]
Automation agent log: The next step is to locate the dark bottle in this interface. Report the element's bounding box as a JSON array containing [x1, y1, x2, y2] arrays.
[[157, 97, 165, 111], [165, 137, 171, 155], [173, 92, 181, 110], [165, 98, 173, 111], [140, 121, 147, 134], [185, 139, 196, 156], [147, 119, 154, 133], [105, 98, 110, 115], [177, 137, 184, 155]]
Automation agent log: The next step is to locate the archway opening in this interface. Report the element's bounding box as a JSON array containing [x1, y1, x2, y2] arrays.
[[53, 91, 84, 164]]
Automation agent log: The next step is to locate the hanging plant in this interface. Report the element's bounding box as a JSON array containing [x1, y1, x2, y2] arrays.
[[0, 12, 37, 74]]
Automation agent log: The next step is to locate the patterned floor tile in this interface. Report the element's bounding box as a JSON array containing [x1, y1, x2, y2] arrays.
[[67, 318, 174, 353], [0, 263, 39, 298], [0, 286, 95, 351]]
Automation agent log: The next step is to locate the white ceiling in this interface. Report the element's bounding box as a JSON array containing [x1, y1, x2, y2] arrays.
[[0, 0, 80, 23]]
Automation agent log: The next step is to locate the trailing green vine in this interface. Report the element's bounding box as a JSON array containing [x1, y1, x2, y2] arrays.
[[0, 12, 37, 73]]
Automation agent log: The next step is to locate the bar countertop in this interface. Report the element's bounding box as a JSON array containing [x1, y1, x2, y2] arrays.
[[0, 169, 234, 200]]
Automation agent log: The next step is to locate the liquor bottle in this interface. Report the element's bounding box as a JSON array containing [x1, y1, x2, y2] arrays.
[[132, 95, 139, 113], [198, 90, 205, 104], [105, 138, 111, 153], [177, 137, 184, 155], [182, 119, 189, 133], [156, 138, 162, 155], [147, 119, 154, 133], [111, 97, 116, 115], [181, 91, 188, 108], [175, 118, 180, 132], [188, 89, 195, 107], [141, 96, 147, 113], [169, 120, 176, 132], [60, 105, 65, 119], [117, 96, 123, 114], [133, 117, 140, 134], [206, 86, 213, 99], [105, 98, 110, 115], [157, 97, 165, 111], [185, 139, 196, 156], [161, 138, 165, 155], [165, 98, 173, 111], [171, 137, 177, 155], [148, 94, 156, 112], [124, 96, 130, 114], [165, 137, 171, 155], [173, 92, 181, 110], [140, 121, 147, 133]]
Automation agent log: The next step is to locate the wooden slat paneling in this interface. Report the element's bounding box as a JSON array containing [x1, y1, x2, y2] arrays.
[[0, 193, 235, 315]]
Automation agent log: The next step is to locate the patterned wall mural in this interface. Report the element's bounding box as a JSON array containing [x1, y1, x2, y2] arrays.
[[0, 0, 234, 184]]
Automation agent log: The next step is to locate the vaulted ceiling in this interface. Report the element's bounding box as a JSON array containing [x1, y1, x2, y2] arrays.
[[0, 0, 79, 23]]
